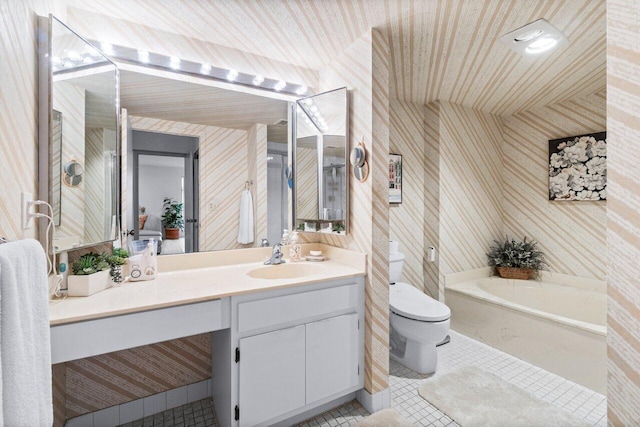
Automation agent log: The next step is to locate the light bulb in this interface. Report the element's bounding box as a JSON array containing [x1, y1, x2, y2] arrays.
[[138, 50, 149, 63], [296, 85, 308, 95], [201, 63, 211, 73], [100, 41, 113, 55], [274, 80, 286, 91], [252, 74, 264, 85], [170, 56, 180, 69], [227, 69, 238, 81]]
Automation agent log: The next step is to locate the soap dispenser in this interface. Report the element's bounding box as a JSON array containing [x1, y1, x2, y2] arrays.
[[289, 231, 301, 262]]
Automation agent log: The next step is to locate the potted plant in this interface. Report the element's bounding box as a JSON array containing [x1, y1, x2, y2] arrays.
[[139, 206, 147, 230], [486, 237, 547, 280], [162, 197, 184, 240], [107, 248, 129, 286], [68, 252, 111, 296]]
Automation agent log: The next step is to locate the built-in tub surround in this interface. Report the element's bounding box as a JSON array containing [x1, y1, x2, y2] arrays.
[[445, 267, 606, 393], [50, 243, 365, 424]]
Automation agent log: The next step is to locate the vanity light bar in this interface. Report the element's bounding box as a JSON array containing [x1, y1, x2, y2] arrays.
[[89, 40, 309, 96]]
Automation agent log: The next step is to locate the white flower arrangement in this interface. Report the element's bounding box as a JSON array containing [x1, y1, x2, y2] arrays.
[[549, 133, 606, 201]]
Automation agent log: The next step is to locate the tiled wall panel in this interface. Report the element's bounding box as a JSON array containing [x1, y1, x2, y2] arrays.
[[502, 92, 607, 280]]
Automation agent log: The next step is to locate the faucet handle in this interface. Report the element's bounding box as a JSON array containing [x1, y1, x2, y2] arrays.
[[260, 238, 270, 247], [273, 243, 282, 254]]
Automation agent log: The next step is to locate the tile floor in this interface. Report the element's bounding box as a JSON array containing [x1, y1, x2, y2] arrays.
[[123, 330, 607, 426]]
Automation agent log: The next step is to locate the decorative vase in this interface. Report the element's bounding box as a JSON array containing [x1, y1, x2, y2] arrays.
[[138, 215, 148, 229], [110, 265, 124, 286], [165, 227, 179, 239], [496, 267, 535, 280], [67, 270, 110, 297]]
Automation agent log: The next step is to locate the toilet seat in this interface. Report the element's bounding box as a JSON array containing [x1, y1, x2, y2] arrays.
[[389, 282, 451, 322]]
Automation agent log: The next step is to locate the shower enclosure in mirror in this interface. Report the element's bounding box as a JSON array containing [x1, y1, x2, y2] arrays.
[[38, 16, 120, 252], [294, 87, 349, 234]]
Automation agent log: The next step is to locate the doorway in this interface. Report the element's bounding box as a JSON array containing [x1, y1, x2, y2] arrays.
[[131, 130, 199, 254]]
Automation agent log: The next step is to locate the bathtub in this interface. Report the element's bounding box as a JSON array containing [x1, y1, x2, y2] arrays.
[[445, 268, 606, 394]]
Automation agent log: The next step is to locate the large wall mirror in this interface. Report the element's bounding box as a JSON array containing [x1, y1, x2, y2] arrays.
[[294, 88, 349, 235], [119, 69, 294, 255], [39, 16, 120, 253]]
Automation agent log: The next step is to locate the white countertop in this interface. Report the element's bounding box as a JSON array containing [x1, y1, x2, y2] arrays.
[[49, 245, 366, 326]]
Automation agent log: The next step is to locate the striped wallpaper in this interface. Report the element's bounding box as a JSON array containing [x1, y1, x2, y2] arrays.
[[389, 100, 429, 296], [317, 28, 391, 395], [438, 101, 505, 285], [606, 1, 640, 425], [502, 92, 607, 281], [59, 333, 210, 419]]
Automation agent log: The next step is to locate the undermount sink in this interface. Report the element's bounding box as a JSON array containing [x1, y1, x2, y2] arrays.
[[247, 263, 324, 280]]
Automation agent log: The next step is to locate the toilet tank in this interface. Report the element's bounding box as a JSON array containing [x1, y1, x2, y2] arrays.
[[389, 252, 405, 283]]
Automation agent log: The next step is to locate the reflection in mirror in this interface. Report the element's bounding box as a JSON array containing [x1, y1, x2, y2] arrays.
[[51, 110, 62, 225], [294, 87, 348, 234], [120, 70, 293, 255], [45, 17, 119, 252]]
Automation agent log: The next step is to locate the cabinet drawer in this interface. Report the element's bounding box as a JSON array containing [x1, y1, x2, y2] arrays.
[[238, 283, 358, 333], [51, 299, 226, 363]]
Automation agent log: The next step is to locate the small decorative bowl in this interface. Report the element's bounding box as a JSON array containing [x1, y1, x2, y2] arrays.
[[309, 250, 323, 256]]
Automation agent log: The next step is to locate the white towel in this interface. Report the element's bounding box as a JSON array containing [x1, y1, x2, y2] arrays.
[[0, 239, 52, 426], [237, 189, 254, 244]]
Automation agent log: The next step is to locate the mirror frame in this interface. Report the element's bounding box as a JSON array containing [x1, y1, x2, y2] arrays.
[[292, 87, 349, 235], [38, 14, 121, 252]]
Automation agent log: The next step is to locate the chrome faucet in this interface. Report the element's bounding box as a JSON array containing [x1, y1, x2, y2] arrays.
[[264, 243, 286, 265]]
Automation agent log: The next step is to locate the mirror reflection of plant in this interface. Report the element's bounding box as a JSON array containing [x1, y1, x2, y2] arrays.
[[71, 253, 110, 276], [162, 197, 184, 230], [332, 222, 346, 233]]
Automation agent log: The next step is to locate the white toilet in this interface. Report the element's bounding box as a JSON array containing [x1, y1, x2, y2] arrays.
[[389, 245, 451, 374]]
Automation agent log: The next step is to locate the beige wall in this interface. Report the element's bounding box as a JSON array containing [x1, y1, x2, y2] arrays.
[[607, 0, 640, 424], [502, 92, 607, 281]]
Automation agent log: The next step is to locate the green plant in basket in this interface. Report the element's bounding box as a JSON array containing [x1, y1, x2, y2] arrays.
[[486, 237, 547, 280]]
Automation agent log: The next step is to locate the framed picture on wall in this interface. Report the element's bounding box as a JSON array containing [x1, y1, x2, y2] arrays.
[[548, 131, 607, 201], [389, 153, 402, 204]]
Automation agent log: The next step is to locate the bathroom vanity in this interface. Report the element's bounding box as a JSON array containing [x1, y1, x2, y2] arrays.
[[49, 244, 365, 426]]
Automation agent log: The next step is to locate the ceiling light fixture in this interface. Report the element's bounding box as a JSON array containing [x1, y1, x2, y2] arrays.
[[499, 18, 567, 57]]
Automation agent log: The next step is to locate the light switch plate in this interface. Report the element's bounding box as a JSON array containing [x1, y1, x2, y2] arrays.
[[21, 192, 33, 229]]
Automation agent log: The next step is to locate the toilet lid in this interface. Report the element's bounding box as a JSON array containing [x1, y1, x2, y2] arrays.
[[389, 282, 451, 322]]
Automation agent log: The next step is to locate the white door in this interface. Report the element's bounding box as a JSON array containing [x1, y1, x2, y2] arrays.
[[305, 313, 359, 403], [238, 325, 305, 426]]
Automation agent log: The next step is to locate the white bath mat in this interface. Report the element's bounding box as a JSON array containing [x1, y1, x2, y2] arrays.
[[418, 366, 591, 427], [356, 408, 412, 426]]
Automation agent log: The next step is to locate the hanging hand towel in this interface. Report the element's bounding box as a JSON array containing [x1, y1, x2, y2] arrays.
[[237, 189, 255, 244], [0, 239, 52, 426]]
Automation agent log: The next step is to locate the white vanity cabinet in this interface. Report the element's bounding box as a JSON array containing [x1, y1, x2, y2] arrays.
[[213, 276, 365, 427]]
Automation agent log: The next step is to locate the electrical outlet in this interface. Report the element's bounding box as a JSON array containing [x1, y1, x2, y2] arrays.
[[21, 192, 33, 229]]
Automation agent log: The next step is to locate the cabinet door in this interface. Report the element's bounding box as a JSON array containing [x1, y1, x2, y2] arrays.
[[239, 325, 305, 427], [306, 313, 359, 403]]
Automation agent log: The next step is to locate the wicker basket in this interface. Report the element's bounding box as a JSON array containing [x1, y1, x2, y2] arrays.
[[496, 267, 535, 280]]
